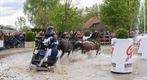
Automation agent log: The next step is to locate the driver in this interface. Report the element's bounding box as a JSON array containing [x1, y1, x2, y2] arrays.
[[87, 30, 100, 48], [44, 26, 55, 39], [39, 26, 59, 67]]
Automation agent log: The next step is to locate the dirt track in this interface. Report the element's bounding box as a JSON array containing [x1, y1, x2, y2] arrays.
[[0, 46, 147, 80]]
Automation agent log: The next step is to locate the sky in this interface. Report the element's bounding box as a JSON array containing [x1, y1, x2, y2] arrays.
[[0, 0, 103, 28]]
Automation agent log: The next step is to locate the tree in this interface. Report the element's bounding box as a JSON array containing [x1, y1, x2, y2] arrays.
[[59, 0, 82, 31], [84, 4, 100, 21], [100, 0, 139, 32], [48, 4, 81, 31], [20, 25, 31, 32], [15, 16, 26, 30], [23, 0, 81, 31], [145, 0, 147, 32], [23, 0, 59, 28], [76, 4, 101, 27]]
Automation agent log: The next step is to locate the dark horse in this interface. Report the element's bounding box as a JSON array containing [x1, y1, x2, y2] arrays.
[[57, 32, 73, 58], [72, 31, 101, 55]]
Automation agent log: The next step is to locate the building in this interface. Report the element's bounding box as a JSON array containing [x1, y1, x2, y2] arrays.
[[81, 16, 107, 31], [81, 17, 111, 45], [0, 25, 17, 32]]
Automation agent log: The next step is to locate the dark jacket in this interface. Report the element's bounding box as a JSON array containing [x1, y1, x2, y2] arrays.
[[44, 30, 55, 39], [47, 48, 58, 66], [48, 38, 58, 49], [90, 32, 98, 40]]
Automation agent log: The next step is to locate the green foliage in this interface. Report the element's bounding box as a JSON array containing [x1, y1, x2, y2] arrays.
[[15, 16, 26, 30], [139, 0, 147, 32], [77, 4, 100, 25], [83, 4, 100, 22], [100, 0, 139, 31], [116, 28, 128, 39], [24, 0, 82, 31], [49, 4, 81, 31], [24, 0, 59, 28], [84, 30, 91, 36], [145, 0, 147, 31], [20, 26, 31, 32], [25, 31, 35, 41]]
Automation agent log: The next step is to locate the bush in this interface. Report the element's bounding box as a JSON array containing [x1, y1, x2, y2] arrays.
[[84, 30, 91, 36], [116, 28, 128, 39], [25, 31, 35, 41]]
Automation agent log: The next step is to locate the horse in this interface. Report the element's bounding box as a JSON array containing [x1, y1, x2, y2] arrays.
[[72, 31, 101, 55], [57, 32, 73, 59]]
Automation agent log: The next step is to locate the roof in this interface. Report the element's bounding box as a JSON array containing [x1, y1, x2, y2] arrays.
[[0, 25, 17, 32], [81, 16, 101, 29], [91, 23, 107, 31]]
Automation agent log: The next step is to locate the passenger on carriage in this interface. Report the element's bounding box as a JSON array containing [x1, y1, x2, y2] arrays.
[[38, 26, 59, 67], [87, 30, 100, 46], [88, 30, 98, 40]]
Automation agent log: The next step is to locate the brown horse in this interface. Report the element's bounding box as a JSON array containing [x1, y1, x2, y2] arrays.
[[57, 32, 73, 58], [72, 31, 101, 55], [72, 40, 101, 55]]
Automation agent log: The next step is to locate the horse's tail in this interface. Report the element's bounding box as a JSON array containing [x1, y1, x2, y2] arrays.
[[72, 41, 83, 53]]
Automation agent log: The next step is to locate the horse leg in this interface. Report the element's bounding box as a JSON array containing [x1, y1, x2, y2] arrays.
[[81, 49, 84, 54], [99, 47, 101, 55], [67, 49, 71, 57], [96, 50, 99, 56], [96, 46, 101, 55], [60, 52, 64, 59], [82, 49, 86, 54], [67, 52, 70, 57]]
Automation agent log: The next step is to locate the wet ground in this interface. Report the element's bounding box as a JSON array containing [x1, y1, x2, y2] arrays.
[[0, 46, 147, 80]]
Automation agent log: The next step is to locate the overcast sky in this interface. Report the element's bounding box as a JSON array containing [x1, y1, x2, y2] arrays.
[[0, 0, 103, 28]]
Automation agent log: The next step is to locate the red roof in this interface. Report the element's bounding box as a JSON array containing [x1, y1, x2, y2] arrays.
[[81, 16, 101, 29]]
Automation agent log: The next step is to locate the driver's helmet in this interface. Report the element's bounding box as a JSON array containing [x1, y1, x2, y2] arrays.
[[47, 25, 54, 30]]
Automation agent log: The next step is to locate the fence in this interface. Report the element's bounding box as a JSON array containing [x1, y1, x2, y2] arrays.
[[100, 33, 135, 45], [100, 35, 112, 45]]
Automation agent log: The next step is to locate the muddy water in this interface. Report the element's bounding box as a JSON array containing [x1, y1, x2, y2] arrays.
[[0, 46, 147, 80]]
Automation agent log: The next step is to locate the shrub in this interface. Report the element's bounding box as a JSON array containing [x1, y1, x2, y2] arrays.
[[84, 30, 91, 36], [25, 31, 35, 41], [116, 28, 128, 39]]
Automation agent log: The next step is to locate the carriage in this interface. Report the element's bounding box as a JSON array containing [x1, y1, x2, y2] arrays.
[[29, 38, 59, 71]]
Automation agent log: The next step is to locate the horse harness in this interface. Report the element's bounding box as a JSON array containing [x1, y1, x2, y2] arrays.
[[88, 39, 99, 49]]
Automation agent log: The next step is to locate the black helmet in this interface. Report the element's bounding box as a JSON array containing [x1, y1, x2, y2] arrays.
[[47, 26, 54, 30]]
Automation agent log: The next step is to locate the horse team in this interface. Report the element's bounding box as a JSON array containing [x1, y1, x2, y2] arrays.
[[30, 28, 101, 71]]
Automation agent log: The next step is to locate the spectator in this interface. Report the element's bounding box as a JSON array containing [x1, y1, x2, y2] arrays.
[[76, 30, 83, 40], [0, 31, 4, 40]]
